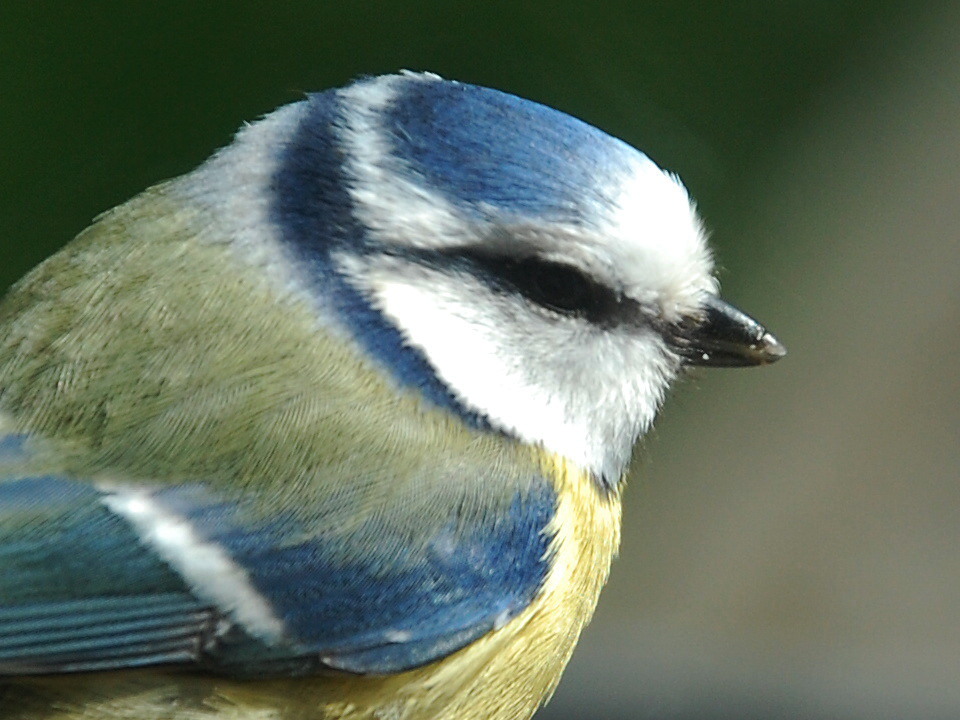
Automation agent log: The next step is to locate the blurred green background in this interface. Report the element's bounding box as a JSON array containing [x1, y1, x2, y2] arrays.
[[2, 2, 958, 718]]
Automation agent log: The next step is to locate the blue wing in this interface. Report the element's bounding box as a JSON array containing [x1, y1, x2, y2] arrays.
[[0, 433, 555, 677], [0, 435, 215, 674]]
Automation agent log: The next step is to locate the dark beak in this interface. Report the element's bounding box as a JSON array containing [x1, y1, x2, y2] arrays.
[[667, 294, 786, 367]]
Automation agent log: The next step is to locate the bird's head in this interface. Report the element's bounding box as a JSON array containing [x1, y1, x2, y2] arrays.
[[191, 71, 783, 487]]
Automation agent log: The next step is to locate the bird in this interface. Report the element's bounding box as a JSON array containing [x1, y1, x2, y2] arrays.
[[0, 71, 784, 720]]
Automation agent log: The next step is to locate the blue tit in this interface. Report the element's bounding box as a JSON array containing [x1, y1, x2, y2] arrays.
[[0, 72, 784, 720]]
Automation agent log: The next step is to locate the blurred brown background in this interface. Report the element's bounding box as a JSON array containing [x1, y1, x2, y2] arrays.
[[2, 3, 958, 718]]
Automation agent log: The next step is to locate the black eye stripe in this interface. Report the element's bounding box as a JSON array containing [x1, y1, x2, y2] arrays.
[[455, 251, 634, 326], [387, 245, 641, 327]]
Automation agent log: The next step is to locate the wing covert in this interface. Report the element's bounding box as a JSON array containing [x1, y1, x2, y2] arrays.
[[0, 433, 557, 677]]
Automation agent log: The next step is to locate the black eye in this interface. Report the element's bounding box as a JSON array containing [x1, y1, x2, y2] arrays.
[[512, 258, 601, 315], [438, 247, 631, 325], [478, 255, 625, 325]]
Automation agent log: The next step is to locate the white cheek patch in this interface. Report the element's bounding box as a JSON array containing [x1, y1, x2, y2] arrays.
[[100, 488, 286, 643], [367, 276, 544, 425], [339, 253, 679, 481]]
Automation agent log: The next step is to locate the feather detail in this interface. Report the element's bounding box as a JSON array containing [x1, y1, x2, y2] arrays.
[[0, 453, 620, 720]]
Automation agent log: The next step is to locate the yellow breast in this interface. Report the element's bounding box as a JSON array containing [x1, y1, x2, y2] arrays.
[[298, 450, 623, 720]]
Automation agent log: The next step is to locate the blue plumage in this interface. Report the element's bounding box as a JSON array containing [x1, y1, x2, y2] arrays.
[[0, 435, 555, 677], [386, 78, 638, 223], [0, 474, 211, 673], [0, 476, 188, 606], [0, 432, 26, 457], [150, 479, 555, 674], [271, 90, 360, 259], [0, 72, 782, 719], [272, 86, 493, 427]]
